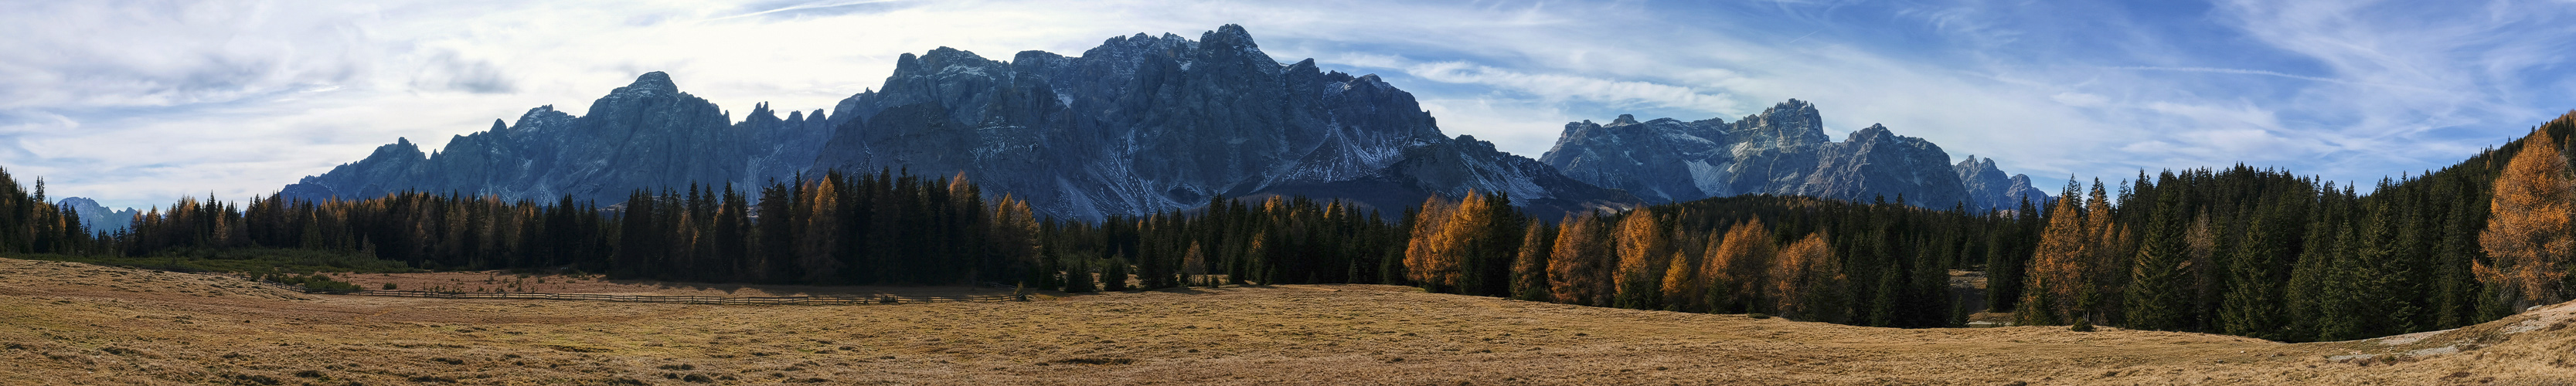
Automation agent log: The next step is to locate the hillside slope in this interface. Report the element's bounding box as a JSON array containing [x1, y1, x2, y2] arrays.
[[3, 258, 2569, 384]]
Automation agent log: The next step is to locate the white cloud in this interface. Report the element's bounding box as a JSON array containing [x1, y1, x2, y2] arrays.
[[6, 0, 2573, 209], [1336, 56, 1741, 117]]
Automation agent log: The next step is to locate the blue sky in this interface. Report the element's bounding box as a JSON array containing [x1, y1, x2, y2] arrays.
[[5, 0, 2574, 210]]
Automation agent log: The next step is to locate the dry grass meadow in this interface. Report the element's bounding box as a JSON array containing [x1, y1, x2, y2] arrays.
[[5, 257, 2575, 385]]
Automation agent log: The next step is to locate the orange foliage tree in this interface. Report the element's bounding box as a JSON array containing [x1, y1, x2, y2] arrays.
[[1402, 195, 1461, 290], [1511, 218, 1553, 301], [1549, 213, 1615, 306], [2021, 181, 2090, 326], [1696, 218, 1778, 313], [1771, 232, 1846, 322], [1613, 208, 1674, 310], [2479, 130, 2574, 312]]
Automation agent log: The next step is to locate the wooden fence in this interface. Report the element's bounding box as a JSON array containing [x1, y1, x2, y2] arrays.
[[257, 283, 1025, 305]]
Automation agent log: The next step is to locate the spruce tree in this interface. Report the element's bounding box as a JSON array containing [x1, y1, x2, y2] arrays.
[[1102, 258, 1131, 292], [2219, 204, 2285, 339], [2125, 175, 2191, 331]]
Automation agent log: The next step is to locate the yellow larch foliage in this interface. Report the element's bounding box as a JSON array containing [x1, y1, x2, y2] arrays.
[[1549, 213, 1615, 306], [1771, 232, 1843, 321], [2479, 128, 2574, 311], [1699, 218, 1777, 313], [1614, 208, 1673, 308], [1404, 195, 1468, 289], [2023, 186, 2090, 325]]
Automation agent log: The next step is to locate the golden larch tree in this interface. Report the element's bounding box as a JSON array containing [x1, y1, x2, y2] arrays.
[[1701, 218, 1778, 313], [1550, 213, 1615, 306], [2081, 181, 2129, 323], [2480, 129, 2574, 312], [1771, 232, 1845, 322], [1660, 229, 1710, 311], [1511, 218, 1553, 300], [1403, 195, 1458, 288], [2022, 185, 2089, 325], [1613, 208, 1673, 309], [795, 178, 842, 283]]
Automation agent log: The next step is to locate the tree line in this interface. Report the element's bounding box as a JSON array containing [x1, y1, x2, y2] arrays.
[[9, 114, 2574, 343], [0, 168, 97, 256], [1400, 191, 2014, 328], [103, 171, 1037, 286]]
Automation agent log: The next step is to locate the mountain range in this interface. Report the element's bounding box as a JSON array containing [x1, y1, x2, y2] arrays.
[[280, 25, 2044, 219], [1539, 100, 2050, 210]]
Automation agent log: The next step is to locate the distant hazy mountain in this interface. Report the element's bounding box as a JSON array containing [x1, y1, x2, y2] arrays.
[[282, 25, 1633, 219], [56, 197, 136, 232], [1539, 100, 2051, 210], [279, 73, 829, 206]]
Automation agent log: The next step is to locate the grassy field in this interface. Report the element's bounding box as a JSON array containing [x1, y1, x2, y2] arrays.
[[3, 249, 414, 275], [2, 258, 2572, 385]]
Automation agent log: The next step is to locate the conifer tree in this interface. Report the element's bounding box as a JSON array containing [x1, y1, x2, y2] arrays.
[[2219, 204, 2286, 339], [2126, 174, 2192, 331], [2022, 181, 2088, 325], [1403, 196, 1459, 291], [1183, 242, 1210, 286], [1700, 218, 1777, 313], [1510, 219, 1553, 301], [2431, 191, 2484, 327], [1550, 214, 1615, 306], [2479, 129, 2573, 312], [1613, 208, 1673, 310], [797, 178, 843, 283], [1659, 229, 1709, 312], [1773, 232, 1846, 323], [991, 195, 1042, 286], [1064, 257, 1096, 293], [1102, 258, 1131, 292], [2079, 180, 2127, 326], [1985, 195, 2040, 312], [2282, 189, 2343, 340]]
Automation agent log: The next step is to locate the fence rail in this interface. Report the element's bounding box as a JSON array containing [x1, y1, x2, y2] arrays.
[[258, 282, 1024, 305]]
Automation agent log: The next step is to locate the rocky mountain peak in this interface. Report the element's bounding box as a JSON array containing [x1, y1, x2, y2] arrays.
[[284, 25, 1635, 219], [1846, 124, 1895, 141], [1541, 100, 2050, 210], [1955, 154, 2051, 210], [1207, 24, 1254, 42], [375, 137, 423, 158], [806, 25, 1627, 218], [619, 71, 679, 94], [56, 197, 137, 232]]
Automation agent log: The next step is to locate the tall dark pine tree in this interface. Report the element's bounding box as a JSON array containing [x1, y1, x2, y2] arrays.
[[2125, 172, 2193, 331]]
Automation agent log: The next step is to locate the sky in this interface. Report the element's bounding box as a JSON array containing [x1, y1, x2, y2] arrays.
[[5, 0, 2575, 211]]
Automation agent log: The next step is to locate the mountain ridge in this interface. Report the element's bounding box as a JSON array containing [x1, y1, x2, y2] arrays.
[[282, 25, 1634, 219], [1539, 100, 2053, 210]]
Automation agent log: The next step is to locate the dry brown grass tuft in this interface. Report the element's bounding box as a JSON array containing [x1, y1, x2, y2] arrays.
[[3, 258, 2572, 384]]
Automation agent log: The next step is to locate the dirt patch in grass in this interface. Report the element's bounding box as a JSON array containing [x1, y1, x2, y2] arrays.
[[3, 258, 2573, 384]]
